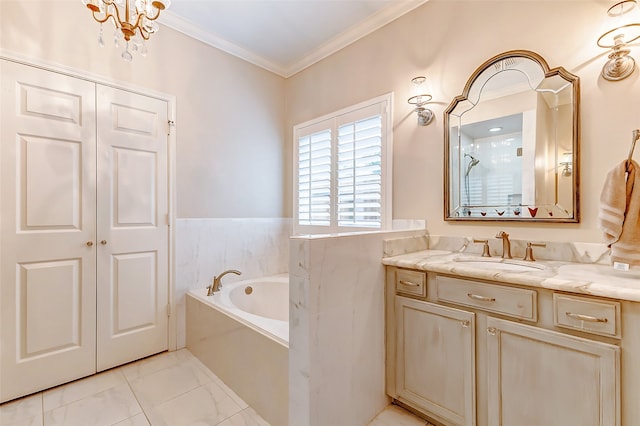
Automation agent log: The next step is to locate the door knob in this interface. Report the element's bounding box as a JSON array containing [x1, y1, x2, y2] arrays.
[[100, 240, 107, 245], [86, 241, 94, 247]]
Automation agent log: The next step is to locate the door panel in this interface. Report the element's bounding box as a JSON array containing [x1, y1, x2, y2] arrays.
[[114, 148, 157, 225], [21, 135, 82, 229], [0, 60, 97, 403], [112, 252, 157, 334], [487, 317, 620, 426], [395, 296, 476, 426], [21, 260, 82, 356], [96, 85, 169, 371]]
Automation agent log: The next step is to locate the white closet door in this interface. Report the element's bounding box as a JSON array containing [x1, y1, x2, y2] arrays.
[[96, 85, 169, 371], [0, 60, 97, 403]]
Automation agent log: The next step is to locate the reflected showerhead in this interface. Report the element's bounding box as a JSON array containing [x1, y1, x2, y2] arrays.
[[464, 153, 480, 176]]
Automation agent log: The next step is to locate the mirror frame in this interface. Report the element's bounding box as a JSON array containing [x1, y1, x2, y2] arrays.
[[444, 50, 580, 222]]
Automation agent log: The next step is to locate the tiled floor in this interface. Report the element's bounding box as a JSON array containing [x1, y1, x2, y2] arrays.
[[0, 349, 427, 426]]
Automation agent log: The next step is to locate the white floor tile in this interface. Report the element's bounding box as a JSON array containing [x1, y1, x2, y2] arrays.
[[368, 404, 429, 426], [190, 357, 249, 410], [120, 349, 193, 382], [145, 381, 243, 426], [217, 407, 270, 426], [43, 369, 127, 412], [2, 350, 429, 426], [43, 383, 142, 426], [0, 393, 43, 426], [127, 357, 214, 412], [112, 413, 151, 426]]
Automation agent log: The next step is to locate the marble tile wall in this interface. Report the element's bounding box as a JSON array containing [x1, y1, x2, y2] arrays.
[[289, 228, 427, 426], [174, 218, 291, 348]]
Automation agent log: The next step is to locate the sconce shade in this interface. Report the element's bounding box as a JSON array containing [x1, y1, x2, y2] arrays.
[[597, 0, 640, 81], [408, 76, 434, 126]]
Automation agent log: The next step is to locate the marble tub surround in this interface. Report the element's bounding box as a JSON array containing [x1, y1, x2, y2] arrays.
[[289, 228, 426, 426], [187, 292, 288, 426], [382, 236, 640, 302], [174, 218, 290, 348]]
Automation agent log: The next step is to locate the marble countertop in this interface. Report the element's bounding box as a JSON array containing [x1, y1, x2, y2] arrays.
[[382, 249, 640, 303]]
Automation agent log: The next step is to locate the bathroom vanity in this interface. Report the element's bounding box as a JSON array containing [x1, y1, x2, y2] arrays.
[[383, 240, 640, 426]]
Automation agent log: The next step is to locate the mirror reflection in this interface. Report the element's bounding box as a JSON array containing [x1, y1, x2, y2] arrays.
[[444, 50, 580, 222]]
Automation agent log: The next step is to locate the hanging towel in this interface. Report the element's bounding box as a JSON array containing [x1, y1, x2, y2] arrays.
[[598, 159, 640, 266]]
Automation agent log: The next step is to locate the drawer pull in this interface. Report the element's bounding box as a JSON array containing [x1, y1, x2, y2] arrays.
[[467, 293, 496, 302], [399, 280, 420, 287], [565, 312, 608, 323]]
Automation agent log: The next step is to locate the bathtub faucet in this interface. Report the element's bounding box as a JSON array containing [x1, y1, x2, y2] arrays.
[[207, 269, 242, 296]]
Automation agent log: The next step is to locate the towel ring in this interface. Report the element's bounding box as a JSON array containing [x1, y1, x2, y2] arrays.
[[627, 129, 639, 172]]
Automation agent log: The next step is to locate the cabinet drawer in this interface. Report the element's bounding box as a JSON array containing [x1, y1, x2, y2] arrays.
[[435, 275, 537, 321], [553, 293, 620, 338], [395, 269, 426, 297]]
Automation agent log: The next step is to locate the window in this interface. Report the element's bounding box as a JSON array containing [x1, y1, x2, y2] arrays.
[[294, 94, 393, 234]]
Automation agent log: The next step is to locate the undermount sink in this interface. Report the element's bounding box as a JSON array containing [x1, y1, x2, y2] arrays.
[[453, 257, 546, 271]]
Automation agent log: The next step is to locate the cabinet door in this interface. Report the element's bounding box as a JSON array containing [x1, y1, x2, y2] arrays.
[[0, 60, 97, 402], [395, 296, 476, 426], [96, 85, 169, 371], [486, 317, 619, 426]]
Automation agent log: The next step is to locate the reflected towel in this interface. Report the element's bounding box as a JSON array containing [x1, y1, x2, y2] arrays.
[[598, 159, 640, 266]]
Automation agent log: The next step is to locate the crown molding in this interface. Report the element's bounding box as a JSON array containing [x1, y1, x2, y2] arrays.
[[159, 0, 428, 78], [286, 0, 428, 77], [158, 12, 289, 77]]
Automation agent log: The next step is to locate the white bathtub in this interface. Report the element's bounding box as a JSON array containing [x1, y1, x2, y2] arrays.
[[186, 273, 289, 426], [189, 273, 289, 346]]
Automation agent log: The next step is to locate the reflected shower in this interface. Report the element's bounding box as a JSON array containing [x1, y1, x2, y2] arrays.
[[464, 153, 480, 176]]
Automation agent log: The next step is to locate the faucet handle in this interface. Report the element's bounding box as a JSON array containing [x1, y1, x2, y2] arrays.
[[523, 242, 546, 261], [473, 239, 491, 257]]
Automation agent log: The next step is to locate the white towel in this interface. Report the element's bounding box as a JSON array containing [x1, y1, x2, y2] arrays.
[[598, 159, 640, 266]]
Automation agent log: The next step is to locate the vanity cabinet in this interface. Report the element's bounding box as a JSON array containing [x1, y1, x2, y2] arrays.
[[385, 267, 623, 426], [395, 296, 476, 426], [486, 317, 619, 426]]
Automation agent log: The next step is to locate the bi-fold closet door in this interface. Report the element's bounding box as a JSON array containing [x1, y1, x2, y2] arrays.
[[0, 60, 170, 403]]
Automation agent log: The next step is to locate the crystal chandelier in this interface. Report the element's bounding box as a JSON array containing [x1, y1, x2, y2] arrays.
[[83, 0, 171, 62]]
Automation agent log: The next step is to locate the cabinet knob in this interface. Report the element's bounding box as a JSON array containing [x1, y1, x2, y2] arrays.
[[86, 241, 94, 247], [487, 327, 497, 336], [461, 320, 471, 328], [100, 240, 107, 245]]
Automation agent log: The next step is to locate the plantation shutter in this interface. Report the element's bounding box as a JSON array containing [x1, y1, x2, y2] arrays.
[[298, 128, 332, 226], [337, 114, 382, 227], [294, 94, 391, 233]]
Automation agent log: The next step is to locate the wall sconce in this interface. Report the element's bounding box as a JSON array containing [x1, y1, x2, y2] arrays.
[[597, 0, 640, 81], [407, 76, 434, 126], [559, 152, 572, 177]]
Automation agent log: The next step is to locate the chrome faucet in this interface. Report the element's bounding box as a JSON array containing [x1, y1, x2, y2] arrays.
[[207, 269, 242, 296], [495, 231, 512, 259]]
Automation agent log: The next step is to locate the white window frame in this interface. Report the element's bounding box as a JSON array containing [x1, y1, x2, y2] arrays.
[[293, 93, 393, 235]]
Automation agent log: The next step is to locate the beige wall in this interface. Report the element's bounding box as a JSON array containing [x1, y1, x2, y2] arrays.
[[285, 0, 637, 243], [0, 0, 286, 219], [3, 1, 638, 243]]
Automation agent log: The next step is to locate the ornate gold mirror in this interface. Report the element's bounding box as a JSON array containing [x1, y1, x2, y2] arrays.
[[444, 50, 580, 222]]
